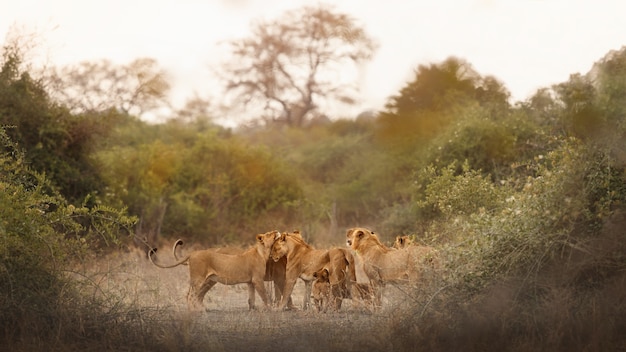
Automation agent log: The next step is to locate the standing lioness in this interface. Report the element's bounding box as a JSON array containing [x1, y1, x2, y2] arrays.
[[346, 227, 438, 308], [149, 230, 280, 311], [172, 239, 294, 308]]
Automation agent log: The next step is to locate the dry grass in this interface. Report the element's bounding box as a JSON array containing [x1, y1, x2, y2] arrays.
[[50, 246, 397, 352], [3, 230, 626, 352]]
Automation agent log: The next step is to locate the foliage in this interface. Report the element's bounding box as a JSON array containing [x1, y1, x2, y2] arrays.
[[167, 132, 303, 240], [384, 57, 509, 115], [418, 160, 505, 219], [421, 105, 547, 181], [0, 44, 117, 203], [376, 57, 510, 153], [95, 125, 302, 244], [0, 127, 136, 344]]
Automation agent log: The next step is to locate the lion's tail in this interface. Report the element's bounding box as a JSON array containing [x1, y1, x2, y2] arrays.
[[172, 239, 189, 265], [148, 247, 190, 269]]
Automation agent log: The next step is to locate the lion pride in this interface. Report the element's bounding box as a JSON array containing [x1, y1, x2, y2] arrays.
[[270, 231, 356, 311], [149, 230, 280, 311], [346, 227, 439, 307]]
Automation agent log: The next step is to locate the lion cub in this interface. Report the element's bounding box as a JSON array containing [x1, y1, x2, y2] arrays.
[[312, 267, 374, 312]]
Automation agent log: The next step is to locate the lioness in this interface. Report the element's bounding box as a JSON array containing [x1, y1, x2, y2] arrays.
[[172, 239, 293, 308], [149, 230, 280, 311], [270, 231, 356, 311], [393, 235, 413, 249], [346, 227, 438, 307], [392, 235, 441, 270]]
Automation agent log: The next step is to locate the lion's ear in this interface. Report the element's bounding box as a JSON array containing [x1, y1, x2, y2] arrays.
[[280, 232, 287, 241], [357, 230, 364, 239], [322, 268, 329, 280], [346, 228, 353, 237]]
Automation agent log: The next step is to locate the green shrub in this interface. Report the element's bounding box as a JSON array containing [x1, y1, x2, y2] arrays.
[[0, 127, 136, 346]]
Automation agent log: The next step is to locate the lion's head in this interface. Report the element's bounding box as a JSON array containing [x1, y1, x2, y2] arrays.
[[346, 227, 389, 253], [270, 232, 289, 262], [257, 230, 282, 259], [393, 235, 413, 249]]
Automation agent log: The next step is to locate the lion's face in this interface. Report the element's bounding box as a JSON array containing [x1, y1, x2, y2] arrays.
[[270, 233, 289, 262], [256, 230, 281, 257], [346, 227, 373, 251], [393, 235, 413, 249]]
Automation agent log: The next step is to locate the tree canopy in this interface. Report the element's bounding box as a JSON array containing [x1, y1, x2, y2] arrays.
[[219, 4, 377, 127]]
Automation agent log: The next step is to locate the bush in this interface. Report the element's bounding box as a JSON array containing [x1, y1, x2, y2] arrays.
[[0, 127, 136, 348]]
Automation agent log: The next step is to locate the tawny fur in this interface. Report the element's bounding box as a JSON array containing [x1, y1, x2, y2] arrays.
[[346, 227, 439, 308], [172, 239, 293, 308], [392, 235, 413, 249], [149, 230, 280, 311], [270, 231, 356, 310]]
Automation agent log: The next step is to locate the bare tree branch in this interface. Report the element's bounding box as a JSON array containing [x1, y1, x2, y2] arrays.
[[218, 4, 376, 127]]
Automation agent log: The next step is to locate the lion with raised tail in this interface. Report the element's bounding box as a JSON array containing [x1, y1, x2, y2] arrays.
[[346, 227, 439, 308], [149, 230, 280, 311], [172, 239, 294, 308]]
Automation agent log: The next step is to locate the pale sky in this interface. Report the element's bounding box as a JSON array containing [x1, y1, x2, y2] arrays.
[[2, 0, 625, 122]]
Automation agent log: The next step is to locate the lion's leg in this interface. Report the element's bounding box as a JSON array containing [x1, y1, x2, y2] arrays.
[[252, 278, 270, 309], [278, 277, 297, 310], [273, 276, 294, 309], [247, 283, 256, 310], [187, 279, 216, 311], [303, 280, 312, 310], [332, 285, 343, 311], [187, 286, 200, 311], [373, 281, 384, 309], [314, 297, 322, 312]]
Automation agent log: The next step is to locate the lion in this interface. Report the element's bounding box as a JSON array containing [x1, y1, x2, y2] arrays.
[[310, 247, 356, 312], [270, 231, 356, 311], [346, 227, 439, 307], [312, 267, 375, 312], [311, 268, 331, 312], [393, 235, 413, 249], [392, 235, 441, 270], [149, 230, 280, 311], [172, 239, 293, 308]]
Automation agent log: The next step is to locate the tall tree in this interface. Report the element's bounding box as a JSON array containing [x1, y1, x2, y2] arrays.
[[46, 58, 171, 117], [220, 5, 376, 127], [384, 57, 509, 116], [377, 57, 510, 148]]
